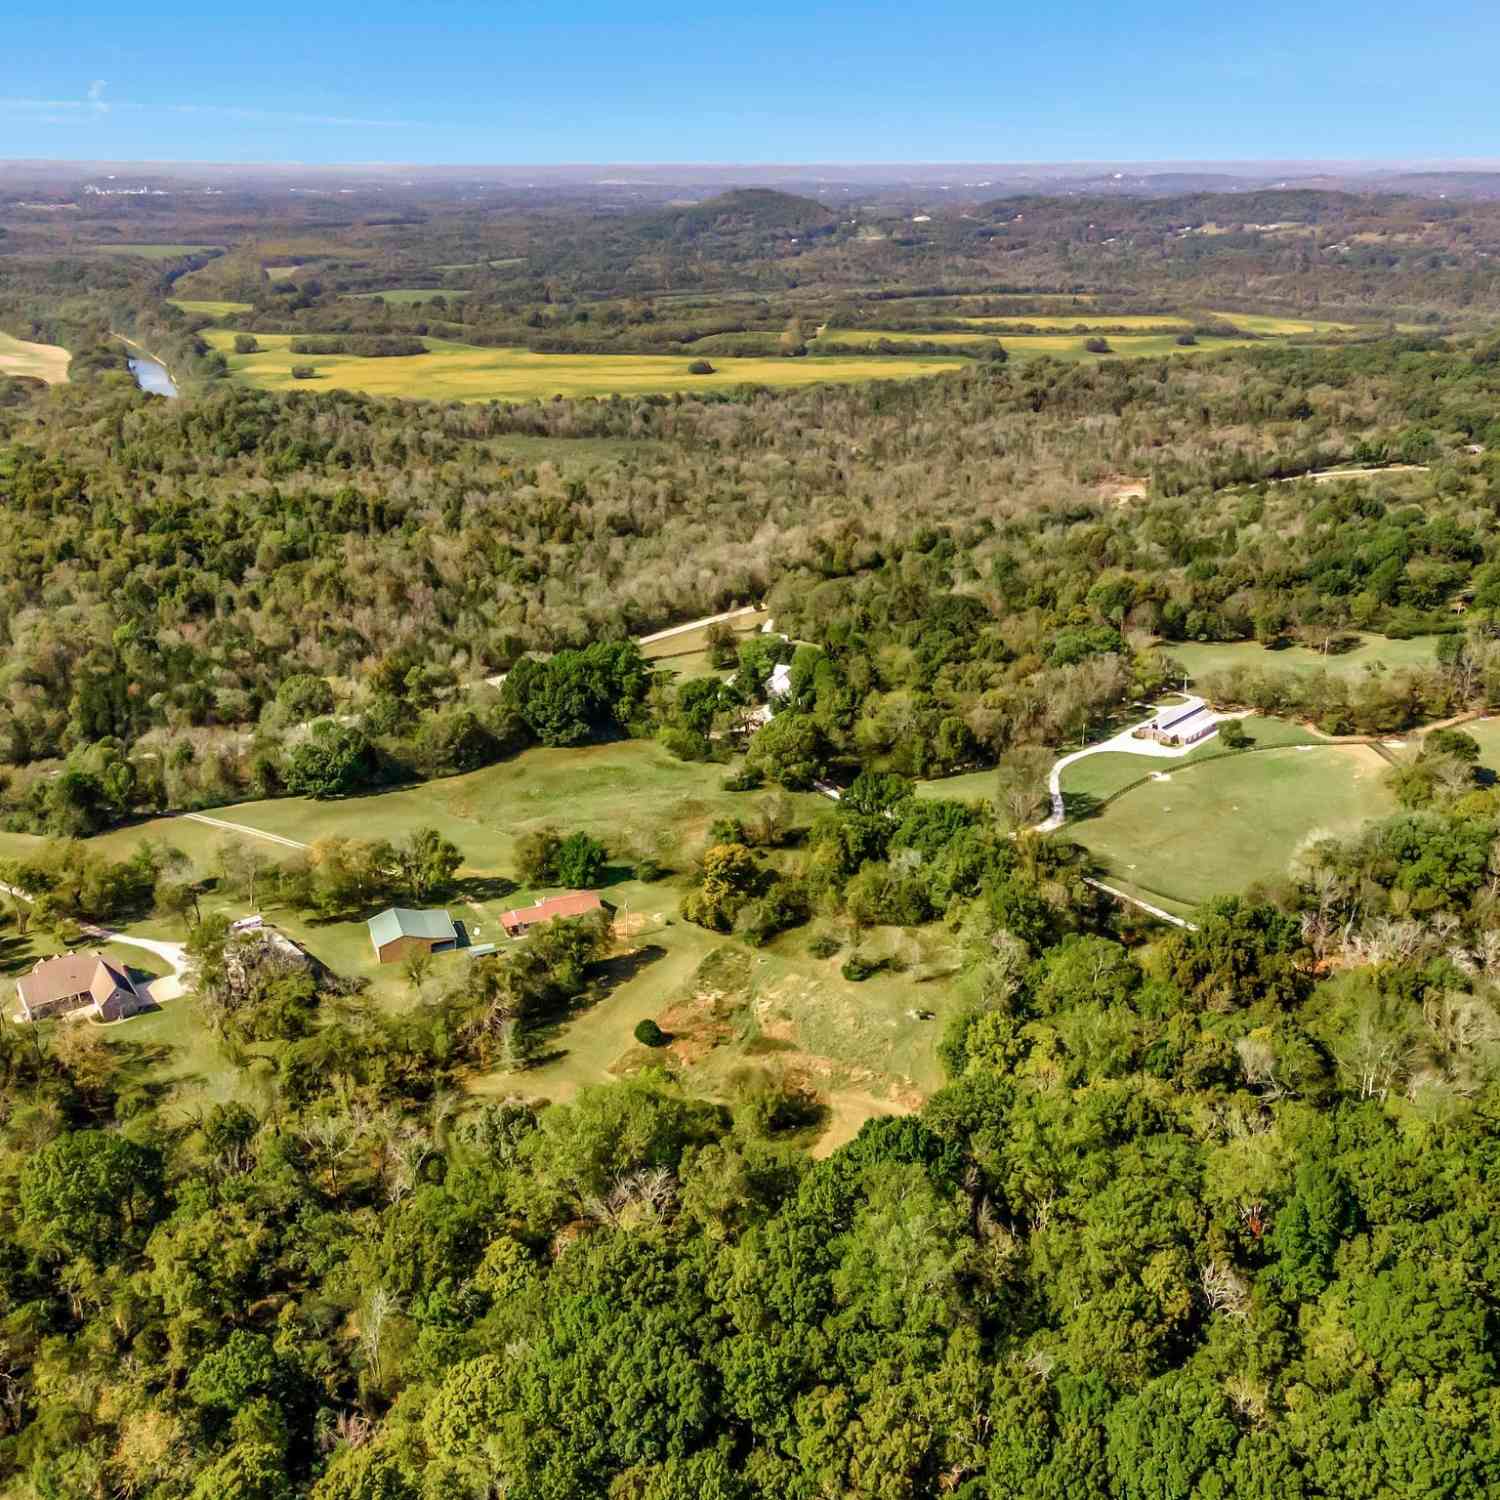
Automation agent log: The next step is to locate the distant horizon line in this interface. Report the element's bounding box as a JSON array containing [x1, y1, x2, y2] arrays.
[[6, 155, 1500, 173]]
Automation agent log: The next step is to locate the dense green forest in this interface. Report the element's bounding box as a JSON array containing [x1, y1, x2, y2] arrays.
[[3, 333, 1500, 829], [3, 183, 1500, 1499]]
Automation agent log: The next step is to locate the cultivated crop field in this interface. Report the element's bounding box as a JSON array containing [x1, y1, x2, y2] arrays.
[[204, 329, 964, 400], [1069, 742, 1396, 913], [0, 332, 69, 382]]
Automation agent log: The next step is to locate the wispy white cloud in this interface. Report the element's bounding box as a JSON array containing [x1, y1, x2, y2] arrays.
[[0, 82, 425, 129]]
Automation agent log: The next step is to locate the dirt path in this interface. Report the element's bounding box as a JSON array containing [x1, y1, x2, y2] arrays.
[[181, 813, 309, 851], [1267, 463, 1429, 485], [637, 604, 762, 646], [81, 927, 191, 1004], [1083, 877, 1197, 931]]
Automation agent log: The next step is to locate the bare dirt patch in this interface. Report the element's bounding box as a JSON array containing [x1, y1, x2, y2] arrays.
[[1098, 475, 1148, 504]]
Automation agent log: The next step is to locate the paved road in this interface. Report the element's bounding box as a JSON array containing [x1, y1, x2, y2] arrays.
[[1036, 696, 1247, 832], [1, 880, 192, 1008], [82, 926, 191, 1003]]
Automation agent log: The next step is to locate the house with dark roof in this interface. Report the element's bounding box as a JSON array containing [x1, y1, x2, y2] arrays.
[[367, 907, 458, 964], [498, 891, 605, 939], [16, 951, 148, 1023]]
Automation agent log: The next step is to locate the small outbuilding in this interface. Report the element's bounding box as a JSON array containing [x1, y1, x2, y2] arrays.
[[499, 891, 604, 939], [368, 907, 458, 964], [16, 951, 148, 1023]]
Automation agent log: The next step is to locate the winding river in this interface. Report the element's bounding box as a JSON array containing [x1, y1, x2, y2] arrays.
[[128, 354, 179, 398]]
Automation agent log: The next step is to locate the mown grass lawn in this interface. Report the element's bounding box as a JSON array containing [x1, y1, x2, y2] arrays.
[[1059, 716, 1325, 807], [203, 330, 964, 402], [1457, 716, 1500, 774], [1068, 742, 1396, 909], [1166, 634, 1440, 684]]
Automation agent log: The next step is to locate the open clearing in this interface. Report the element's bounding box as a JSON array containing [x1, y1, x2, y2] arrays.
[[205, 330, 963, 401], [6, 739, 944, 1144], [1068, 742, 1396, 911], [1200, 309, 1365, 335], [1166, 633, 1440, 684], [959, 313, 1196, 330], [89, 242, 222, 259], [1458, 717, 1500, 774], [168, 298, 253, 318], [343, 288, 471, 303], [823, 329, 1261, 362], [1056, 716, 1324, 807], [0, 331, 69, 383]]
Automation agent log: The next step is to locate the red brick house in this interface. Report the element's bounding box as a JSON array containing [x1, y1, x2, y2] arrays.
[[499, 891, 604, 938]]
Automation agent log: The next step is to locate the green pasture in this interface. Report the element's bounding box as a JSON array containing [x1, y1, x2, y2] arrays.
[[1201, 309, 1364, 335], [168, 298, 253, 318], [1069, 742, 1396, 909], [0, 331, 69, 383], [90, 242, 223, 260], [1456, 716, 1500, 773], [204, 330, 963, 402], [474, 921, 959, 1127], [1166, 634, 1440, 685], [1057, 716, 1324, 808], [342, 288, 471, 304], [818, 327, 1007, 347], [959, 313, 1195, 330], [640, 609, 771, 667], [825, 328, 1262, 362], [24, 738, 938, 1138], [1006, 333, 1260, 363]]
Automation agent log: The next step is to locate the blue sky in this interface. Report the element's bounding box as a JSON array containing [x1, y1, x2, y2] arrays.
[[3, 0, 1498, 164]]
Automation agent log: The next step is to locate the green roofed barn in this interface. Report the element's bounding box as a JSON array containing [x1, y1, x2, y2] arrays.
[[368, 907, 458, 964]]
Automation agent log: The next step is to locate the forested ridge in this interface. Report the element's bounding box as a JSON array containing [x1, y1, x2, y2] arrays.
[[5, 335, 1500, 827], [3, 184, 1500, 1499]]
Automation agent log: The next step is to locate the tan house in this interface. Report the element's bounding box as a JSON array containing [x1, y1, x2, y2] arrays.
[[367, 907, 458, 964], [499, 891, 604, 939], [16, 951, 148, 1023]]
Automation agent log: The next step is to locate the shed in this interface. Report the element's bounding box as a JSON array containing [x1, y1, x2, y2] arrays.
[[368, 907, 458, 964]]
